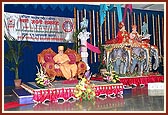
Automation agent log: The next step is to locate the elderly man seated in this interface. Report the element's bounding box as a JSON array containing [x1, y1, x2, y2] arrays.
[[53, 46, 77, 80]]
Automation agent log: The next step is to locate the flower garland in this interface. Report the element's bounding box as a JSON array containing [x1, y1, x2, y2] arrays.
[[35, 64, 53, 88], [132, 53, 145, 61], [74, 77, 95, 101]]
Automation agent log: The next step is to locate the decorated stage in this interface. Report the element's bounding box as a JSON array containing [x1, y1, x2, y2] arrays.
[[16, 75, 164, 104], [21, 80, 123, 103], [119, 75, 164, 87], [91, 75, 164, 87]]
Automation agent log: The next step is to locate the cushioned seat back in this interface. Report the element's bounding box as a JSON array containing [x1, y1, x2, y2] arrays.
[[67, 53, 76, 64], [44, 53, 55, 63]]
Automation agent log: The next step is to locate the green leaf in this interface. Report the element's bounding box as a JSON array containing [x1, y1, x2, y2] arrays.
[[9, 67, 15, 72], [40, 82, 44, 85], [39, 79, 43, 82], [37, 81, 40, 84], [115, 75, 119, 78], [35, 78, 40, 81]]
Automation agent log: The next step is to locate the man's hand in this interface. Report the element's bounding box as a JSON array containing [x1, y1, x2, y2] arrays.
[[54, 64, 60, 69]]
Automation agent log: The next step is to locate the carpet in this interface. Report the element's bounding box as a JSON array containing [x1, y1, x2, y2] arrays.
[[4, 101, 27, 110], [61, 79, 78, 84]]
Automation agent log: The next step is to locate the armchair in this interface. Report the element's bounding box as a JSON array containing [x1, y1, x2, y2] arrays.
[[37, 48, 87, 81]]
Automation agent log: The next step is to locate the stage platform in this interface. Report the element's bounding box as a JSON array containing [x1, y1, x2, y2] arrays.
[[120, 75, 164, 87], [91, 75, 164, 87], [20, 80, 123, 103], [14, 75, 163, 104]]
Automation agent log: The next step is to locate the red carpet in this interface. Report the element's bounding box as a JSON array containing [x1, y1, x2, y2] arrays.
[[90, 76, 103, 81], [4, 101, 27, 110], [62, 79, 78, 84]]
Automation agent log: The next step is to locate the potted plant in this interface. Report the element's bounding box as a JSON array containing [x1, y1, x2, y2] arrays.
[[103, 62, 120, 83], [4, 34, 32, 88], [72, 28, 84, 52]]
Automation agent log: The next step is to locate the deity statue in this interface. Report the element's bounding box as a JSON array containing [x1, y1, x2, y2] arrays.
[[141, 22, 148, 36], [116, 22, 130, 43], [129, 25, 142, 43], [80, 17, 88, 32]]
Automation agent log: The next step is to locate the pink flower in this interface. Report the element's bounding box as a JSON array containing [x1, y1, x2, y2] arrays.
[[44, 79, 50, 86]]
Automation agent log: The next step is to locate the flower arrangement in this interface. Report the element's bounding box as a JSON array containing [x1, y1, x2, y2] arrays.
[[35, 64, 53, 88], [102, 61, 120, 83], [74, 77, 95, 101], [103, 71, 120, 83]]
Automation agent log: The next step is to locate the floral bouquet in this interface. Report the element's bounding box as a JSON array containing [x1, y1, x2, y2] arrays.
[[102, 61, 120, 83], [35, 64, 53, 88], [103, 71, 120, 83], [74, 77, 95, 101]]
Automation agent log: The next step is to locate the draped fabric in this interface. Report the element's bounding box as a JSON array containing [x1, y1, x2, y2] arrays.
[[122, 4, 132, 23], [32, 83, 123, 103], [116, 4, 122, 22], [100, 4, 109, 26], [99, 4, 114, 26], [120, 75, 164, 86], [4, 4, 100, 18], [91, 75, 164, 86], [86, 42, 101, 54]]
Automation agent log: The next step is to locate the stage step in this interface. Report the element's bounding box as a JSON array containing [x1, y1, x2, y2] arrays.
[[147, 82, 164, 96], [123, 89, 132, 95], [148, 82, 164, 89], [12, 88, 34, 104]]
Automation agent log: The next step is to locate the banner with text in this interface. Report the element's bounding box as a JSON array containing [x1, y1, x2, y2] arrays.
[[4, 12, 74, 42]]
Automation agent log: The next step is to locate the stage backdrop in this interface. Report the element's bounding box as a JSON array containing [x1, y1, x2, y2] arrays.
[[3, 4, 164, 86]]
